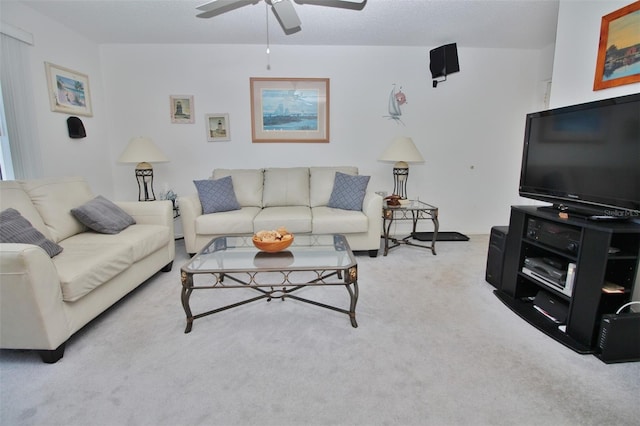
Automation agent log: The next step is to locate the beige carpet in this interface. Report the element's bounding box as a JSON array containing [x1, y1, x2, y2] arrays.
[[1, 235, 639, 426]]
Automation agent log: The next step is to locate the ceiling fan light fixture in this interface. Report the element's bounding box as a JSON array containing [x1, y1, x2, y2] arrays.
[[270, 0, 301, 30], [196, 0, 366, 32]]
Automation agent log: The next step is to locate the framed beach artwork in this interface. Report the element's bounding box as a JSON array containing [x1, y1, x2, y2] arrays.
[[45, 62, 93, 117], [170, 95, 195, 123], [593, 1, 640, 91], [250, 77, 329, 143], [205, 113, 230, 142]]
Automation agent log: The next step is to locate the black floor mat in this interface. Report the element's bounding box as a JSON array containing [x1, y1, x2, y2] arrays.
[[412, 232, 470, 241]]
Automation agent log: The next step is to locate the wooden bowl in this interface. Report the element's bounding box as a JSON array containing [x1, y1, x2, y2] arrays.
[[252, 235, 294, 253]]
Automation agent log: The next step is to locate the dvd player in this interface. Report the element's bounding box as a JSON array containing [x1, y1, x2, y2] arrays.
[[522, 257, 575, 297], [524, 257, 566, 282]]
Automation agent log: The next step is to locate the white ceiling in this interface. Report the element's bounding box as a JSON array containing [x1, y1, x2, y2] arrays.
[[13, 0, 560, 49]]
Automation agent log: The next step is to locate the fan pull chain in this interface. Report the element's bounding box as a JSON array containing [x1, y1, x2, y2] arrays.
[[265, 2, 271, 70]]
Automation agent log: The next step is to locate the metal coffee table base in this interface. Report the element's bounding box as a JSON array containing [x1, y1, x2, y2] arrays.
[[385, 235, 437, 255], [181, 268, 359, 333]]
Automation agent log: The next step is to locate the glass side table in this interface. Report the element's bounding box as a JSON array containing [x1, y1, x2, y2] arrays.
[[382, 200, 439, 256]]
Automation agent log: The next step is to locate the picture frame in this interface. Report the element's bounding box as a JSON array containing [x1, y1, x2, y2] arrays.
[[250, 77, 330, 143], [205, 113, 230, 142], [593, 1, 640, 91], [45, 62, 93, 117], [170, 95, 195, 123]]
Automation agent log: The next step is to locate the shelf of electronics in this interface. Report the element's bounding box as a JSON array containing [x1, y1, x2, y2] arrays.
[[522, 257, 576, 298]]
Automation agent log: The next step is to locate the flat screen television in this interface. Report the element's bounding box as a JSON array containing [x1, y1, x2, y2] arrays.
[[519, 93, 640, 219]]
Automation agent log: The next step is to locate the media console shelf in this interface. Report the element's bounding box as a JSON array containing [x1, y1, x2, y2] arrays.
[[496, 206, 640, 354]]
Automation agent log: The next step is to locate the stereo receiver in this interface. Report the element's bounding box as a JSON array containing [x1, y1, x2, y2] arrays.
[[526, 218, 581, 254]]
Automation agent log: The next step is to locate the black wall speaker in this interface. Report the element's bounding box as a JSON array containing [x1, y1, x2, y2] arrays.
[[67, 116, 86, 139], [485, 226, 509, 289], [429, 43, 460, 79]]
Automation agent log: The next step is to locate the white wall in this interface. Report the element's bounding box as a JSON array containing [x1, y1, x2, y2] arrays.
[[551, 0, 640, 107], [1, 2, 114, 196], [101, 43, 552, 234], [3, 2, 556, 234]]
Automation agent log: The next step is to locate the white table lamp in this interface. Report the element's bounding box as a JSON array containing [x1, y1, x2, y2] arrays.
[[118, 137, 169, 201], [378, 136, 424, 200]]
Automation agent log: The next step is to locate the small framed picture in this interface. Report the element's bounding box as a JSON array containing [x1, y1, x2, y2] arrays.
[[170, 95, 194, 123], [205, 113, 230, 142], [45, 62, 93, 117]]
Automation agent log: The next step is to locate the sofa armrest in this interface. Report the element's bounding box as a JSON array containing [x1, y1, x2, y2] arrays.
[[361, 191, 383, 241], [178, 194, 202, 254], [362, 191, 383, 221], [0, 244, 70, 350]]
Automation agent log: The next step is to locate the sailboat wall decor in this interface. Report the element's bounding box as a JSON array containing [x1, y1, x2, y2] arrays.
[[384, 84, 407, 125]]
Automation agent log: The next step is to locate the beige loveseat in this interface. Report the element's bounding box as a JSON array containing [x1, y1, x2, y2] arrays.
[[180, 167, 383, 256], [0, 177, 175, 363]]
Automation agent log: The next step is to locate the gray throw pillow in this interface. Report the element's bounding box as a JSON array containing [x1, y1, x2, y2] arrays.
[[327, 172, 371, 211], [194, 176, 241, 214], [0, 208, 63, 257], [70, 195, 136, 234]]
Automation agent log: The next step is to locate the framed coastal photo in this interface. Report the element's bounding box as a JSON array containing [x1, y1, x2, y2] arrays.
[[250, 77, 329, 143], [205, 113, 230, 142], [593, 1, 640, 91], [170, 95, 194, 123], [45, 62, 93, 117]]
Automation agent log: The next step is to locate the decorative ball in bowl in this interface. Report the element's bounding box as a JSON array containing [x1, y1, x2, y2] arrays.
[[252, 228, 294, 253]]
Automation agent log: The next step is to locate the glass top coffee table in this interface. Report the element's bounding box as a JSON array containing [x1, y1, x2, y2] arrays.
[[180, 234, 358, 333]]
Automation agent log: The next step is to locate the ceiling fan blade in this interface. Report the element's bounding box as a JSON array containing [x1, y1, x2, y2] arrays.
[[295, 0, 367, 11], [271, 0, 302, 30], [196, 0, 258, 19]]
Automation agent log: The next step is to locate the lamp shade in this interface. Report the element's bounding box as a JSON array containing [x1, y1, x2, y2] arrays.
[[378, 136, 424, 165], [118, 137, 169, 165]]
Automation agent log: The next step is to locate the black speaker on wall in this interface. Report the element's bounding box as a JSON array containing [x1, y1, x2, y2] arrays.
[[485, 226, 509, 289], [429, 43, 460, 87], [67, 116, 86, 139]]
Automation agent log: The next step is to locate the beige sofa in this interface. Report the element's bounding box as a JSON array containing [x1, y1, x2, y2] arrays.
[[180, 167, 383, 256], [0, 177, 175, 363]]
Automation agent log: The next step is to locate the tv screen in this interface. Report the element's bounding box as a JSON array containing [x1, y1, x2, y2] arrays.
[[519, 93, 640, 218]]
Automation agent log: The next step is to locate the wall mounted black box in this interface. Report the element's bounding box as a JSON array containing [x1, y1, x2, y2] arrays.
[[67, 116, 86, 139], [429, 43, 460, 79], [486, 226, 508, 289]]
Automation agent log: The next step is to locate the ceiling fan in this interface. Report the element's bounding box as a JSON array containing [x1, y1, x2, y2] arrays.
[[196, 0, 367, 33]]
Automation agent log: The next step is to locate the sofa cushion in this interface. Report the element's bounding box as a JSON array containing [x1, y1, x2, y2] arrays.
[[20, 176, 94, 243], [194, 177, 241, 214], [0, 208, 63, 257], [312, 206, 369, 234], [54, 239, 133, 302], [71, 196, 136, 234], [0, 181, 53, 239], [263, 168, 310, 207], [309, 166, 358, 207], [195, 207, 260, 235], [212, 169, 264, 207], [327, 172, 371, 211], [66, 224, 170, 263], [253, 206, 312, 234]]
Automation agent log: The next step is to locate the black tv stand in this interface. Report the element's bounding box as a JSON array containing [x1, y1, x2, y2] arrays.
[[496, 206, 640, 355]]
